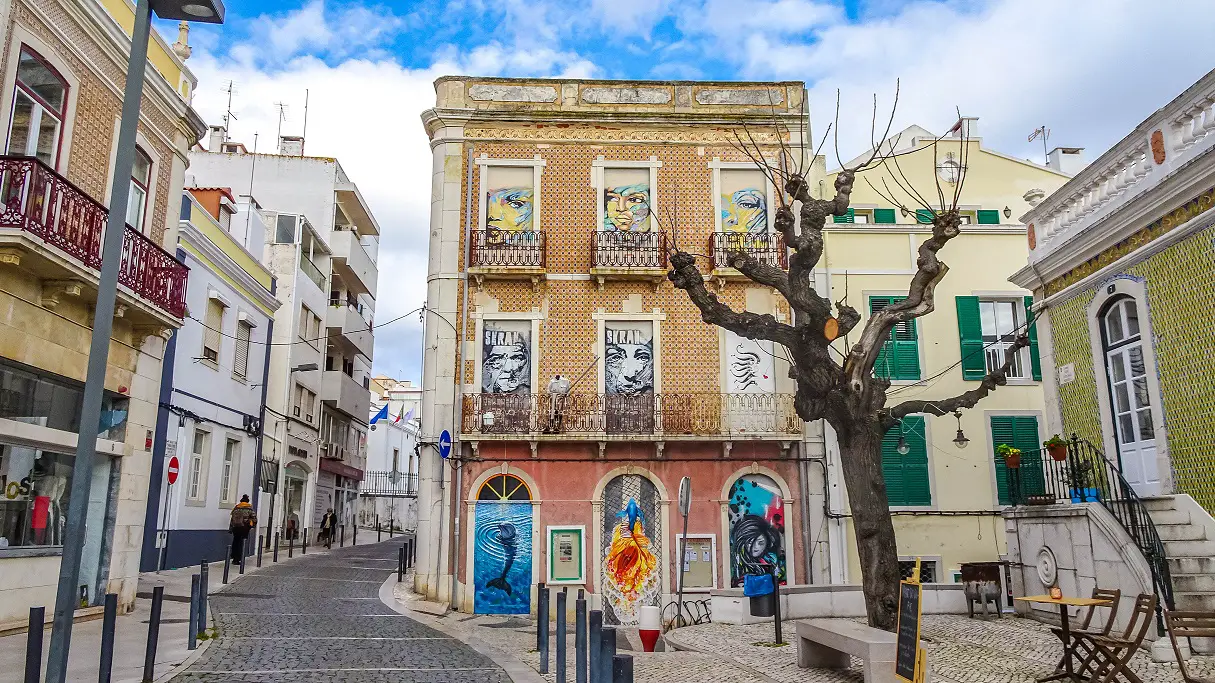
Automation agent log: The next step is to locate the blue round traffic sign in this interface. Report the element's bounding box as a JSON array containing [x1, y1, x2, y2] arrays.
[[439, 430, 452, 459]]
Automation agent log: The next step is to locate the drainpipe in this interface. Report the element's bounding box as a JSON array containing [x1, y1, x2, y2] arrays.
[[796, 441, 814, 583], [450, 145, 475, 610]]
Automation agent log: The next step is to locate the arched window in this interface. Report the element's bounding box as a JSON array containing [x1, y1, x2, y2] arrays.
[[1099, 296, 1158, 491], [726, 473, 787, 587], [477, 473, 531, 501], [7, 46, 68, 167]]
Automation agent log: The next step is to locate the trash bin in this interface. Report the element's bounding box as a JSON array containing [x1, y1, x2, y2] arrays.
[[744, 573, 776, 617]]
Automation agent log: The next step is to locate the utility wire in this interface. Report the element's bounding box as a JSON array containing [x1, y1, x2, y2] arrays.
[[185, 307, 423, 347]]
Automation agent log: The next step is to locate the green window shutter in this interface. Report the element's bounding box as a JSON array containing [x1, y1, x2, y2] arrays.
[[833, 208, 855, 224], [882, 416, 930, 506], [992, 415, 1045, 504], [870, 296, 921, 381], [915, 209, 934, 224], [976, 209, 1002, 225], [873, 208, 897, 224], [1025, 296, 1042, 381], [955, 296, 987, 381]]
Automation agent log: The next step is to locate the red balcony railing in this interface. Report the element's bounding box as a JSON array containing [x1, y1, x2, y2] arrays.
[[711, 232, 788, 270], [471, 229, 545, 268], [0, 156, 187, 318]]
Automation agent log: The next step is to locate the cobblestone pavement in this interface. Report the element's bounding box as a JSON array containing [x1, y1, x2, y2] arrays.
[[669, 614, 1212, 683], [172, 539, 510, 683]]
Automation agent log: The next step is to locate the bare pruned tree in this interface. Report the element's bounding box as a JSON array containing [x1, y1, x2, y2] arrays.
[[665, 86, 1029, 630]]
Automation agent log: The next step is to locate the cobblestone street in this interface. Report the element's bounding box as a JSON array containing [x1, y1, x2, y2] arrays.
[[172, 539, 510, 683]]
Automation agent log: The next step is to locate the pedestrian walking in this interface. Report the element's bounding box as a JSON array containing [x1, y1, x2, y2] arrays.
[[229, 495, 256, 563], [320, 508, 336, 549]]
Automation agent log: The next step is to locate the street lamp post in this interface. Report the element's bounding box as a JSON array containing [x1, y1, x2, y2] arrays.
[[45, 2, 224, 681]]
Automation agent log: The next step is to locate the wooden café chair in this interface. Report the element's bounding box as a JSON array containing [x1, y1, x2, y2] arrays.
[[1051, 588, 1121, 673], [1166, 609, 1215, 683], [1073, 593, 1157, 683]]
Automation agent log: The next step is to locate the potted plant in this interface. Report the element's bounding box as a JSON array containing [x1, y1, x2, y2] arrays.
[[1067, 460, 1099, 503], [996, 443, 1021, 469], [1044, 434, 1068, 462]]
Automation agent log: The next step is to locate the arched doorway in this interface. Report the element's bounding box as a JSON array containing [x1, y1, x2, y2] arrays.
[[726, 473, 787, 587], [473, 473, 533, 614], [600, 473, 662, 625], [1099, 296, 1160, 495]]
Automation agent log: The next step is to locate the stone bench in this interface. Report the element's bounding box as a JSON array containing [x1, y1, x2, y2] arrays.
[[796, 619, 929, 683]]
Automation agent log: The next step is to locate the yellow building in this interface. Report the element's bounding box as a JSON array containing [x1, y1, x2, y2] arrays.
[[0, 0, 203, 626], [820, 120, 1071, 583]]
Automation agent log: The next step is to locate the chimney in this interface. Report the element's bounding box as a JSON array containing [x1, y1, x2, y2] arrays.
[[949, 116, 979, 139], [208, 125, 226, 151], [279, 135, 305, 156], [1047, 147, 1086, 176]]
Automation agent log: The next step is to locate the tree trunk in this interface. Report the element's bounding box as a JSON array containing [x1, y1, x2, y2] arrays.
[[836, 420, 902, 630]]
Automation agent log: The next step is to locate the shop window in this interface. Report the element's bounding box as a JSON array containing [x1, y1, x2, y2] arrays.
[[0, 445, 73, 548]]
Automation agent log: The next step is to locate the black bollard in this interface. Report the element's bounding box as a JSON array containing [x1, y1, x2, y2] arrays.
[[273, 532, 280, 562], [302, 529, 308, 555], [289, 533, 294, 559], [256, 535, 263, 568], [99, 592, 118, 683], [612, 655, 633, 683], [222, 554, 231, 584], [538, 582, 549, 673], [198, 562, 208, 637], [188, 575, 200, 650], [556, 588, 568, 683], [389, 517, 395, 537], [600, 627, 616, 683], [340, 524, 345, 548], [588, 610, 602, 683], [398, 546, 404, 582], [24, 606, 43, 683], [377, 515, 382, 543], [142, 586, 164, 683], [575, 591, 587, 683], [240, 544, 246, 575], [772, 568, 783, 645], [353, 524, 357, 546]]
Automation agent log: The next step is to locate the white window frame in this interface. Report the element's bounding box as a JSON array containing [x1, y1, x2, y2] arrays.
[[975, 295, 1033, 383], [232, 317, 254, 381], [219, 436, 240, 507], [475, 155, 546, 234], [709, 159, 777, 234], [591, 156, 662, 232], [0, 34, 80, 173], [201, 292, 228, 369], [187, 428, 210, 504]]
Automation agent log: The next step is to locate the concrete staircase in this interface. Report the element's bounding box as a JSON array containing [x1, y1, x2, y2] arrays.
[[1143, 495, 1215, 612]]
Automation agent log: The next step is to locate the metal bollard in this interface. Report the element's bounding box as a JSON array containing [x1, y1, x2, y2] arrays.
[[575, 591, 587, 683], [142, 586, 164, 683], [273, 532, 280, 562], [222, 554, 231, 584], [612, 654, 633, 683], [340, 524, 346, 548], [600, 626, 616, 683], [556, 588, 568, 683], [398, 546, 405, 582], [256, 535, 263, 568], [302, 529, 308, 555], [25, 606, 44, 683], [389, 517, 395, 537], [240, 543, 246, 575], [538, 582, 549, 673], [99, 592, 118, 683], [289, 533, 294, 559], [353, 524, 357, 546], [188, 575, 200, 650], [588, 610, 602, 683], [377, 515, 382, 543], [198, 562, 208, 637]]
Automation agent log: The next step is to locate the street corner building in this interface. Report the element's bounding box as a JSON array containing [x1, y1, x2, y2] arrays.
[[0, 0, 205, 626], [414, 77, 818, 622]]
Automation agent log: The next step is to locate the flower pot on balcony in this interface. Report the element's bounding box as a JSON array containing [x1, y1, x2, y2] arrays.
[[1070, 487, 1100, 503], [1004, 453, 1021, 469], [1047, 444, 1068, 461]]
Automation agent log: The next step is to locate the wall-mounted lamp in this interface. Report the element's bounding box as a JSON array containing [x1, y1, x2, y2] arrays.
[[952, 410, 969, 449], [896, 435, 910, 455], [900, 207, 910, 218], [1003, 206, 1012, 219]]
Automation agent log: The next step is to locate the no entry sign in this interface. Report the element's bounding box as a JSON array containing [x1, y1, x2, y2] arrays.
[[166, 456, 180, 485]]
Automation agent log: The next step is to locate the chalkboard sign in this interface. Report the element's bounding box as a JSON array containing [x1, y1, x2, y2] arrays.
[[894, 580, 922, 682]]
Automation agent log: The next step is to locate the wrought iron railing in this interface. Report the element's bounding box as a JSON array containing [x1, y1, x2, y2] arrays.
[[471, 230, 544, 268], [359, 471, 419, 498], [462, 392, 802, 437], [0, 155, 188, 318], [1012, 436, 1175, 631], [710, 232, 787, 270], [592, 231, 666, 269]]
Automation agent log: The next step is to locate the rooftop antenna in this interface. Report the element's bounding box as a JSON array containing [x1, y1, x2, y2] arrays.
[[1028, 125, 1050, 165], [301, 88, 310, 155], [222, 80, 238, 134], [274, 102, 288, 145], [244, 132, 258, 241]]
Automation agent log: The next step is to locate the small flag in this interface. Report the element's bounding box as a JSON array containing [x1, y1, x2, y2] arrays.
[[370, 404, 389, 425], [394, 405, 404, 423], [399, 407, 415, 423]]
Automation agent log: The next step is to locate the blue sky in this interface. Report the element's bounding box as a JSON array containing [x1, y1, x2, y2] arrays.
[[166, 0, 1215, 384]]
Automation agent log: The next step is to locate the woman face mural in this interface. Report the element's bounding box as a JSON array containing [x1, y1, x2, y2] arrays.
[[728, 475, 786, 587], [487, 187, 534, 234], [722, 188, 768, 234], [604, 184, 651, 232]]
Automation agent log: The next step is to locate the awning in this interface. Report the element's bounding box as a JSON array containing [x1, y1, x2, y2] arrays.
[[319, 457, 364, 482]]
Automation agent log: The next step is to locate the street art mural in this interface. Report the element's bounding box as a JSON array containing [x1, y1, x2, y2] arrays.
[[482, 321, 531, 394], [720, 169, 769, 234], [726, 331, 775, 394], [728, 474, 786, 587], [604, 321, 654, 396], [473, 499, 533, 615], [485, 165, 536, 242], [602, 167, 651, 232], [601, 474, 662, 625]]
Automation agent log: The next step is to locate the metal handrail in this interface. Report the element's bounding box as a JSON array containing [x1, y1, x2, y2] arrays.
[[359, 471, 419, 498], [710, 232, 788, 269], [470, 229, 544, 267], [592, 231, 666, 269]]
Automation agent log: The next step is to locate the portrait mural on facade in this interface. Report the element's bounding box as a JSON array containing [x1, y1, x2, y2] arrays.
[[602, 167, 651, 233], [604, 321, 654, 396], [721, 169, 769, 235], [485, 166, 535, 243], [473, 501, 533, 614], [482, 321, 531, 394], [601, 474, 662, 625], [726, 331, 775, 394], [728, 474, 786, 587]]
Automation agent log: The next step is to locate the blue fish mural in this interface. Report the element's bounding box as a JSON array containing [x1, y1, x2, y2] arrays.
[[474, 502, 532, 614]]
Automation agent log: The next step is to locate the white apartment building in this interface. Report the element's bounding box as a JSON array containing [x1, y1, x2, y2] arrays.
[[360, 377, 422, 532]]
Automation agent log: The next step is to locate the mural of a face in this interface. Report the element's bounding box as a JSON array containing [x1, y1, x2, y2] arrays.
[[487, 187, 534, 234], [604, 183, 651, 232], [728, 475, 786, 587], [482, 324, 531, 394], [726, 332, 775, 394], [722, 188, 768, 234], [605, 326, 654, 396], [601, 474, 661, 625]]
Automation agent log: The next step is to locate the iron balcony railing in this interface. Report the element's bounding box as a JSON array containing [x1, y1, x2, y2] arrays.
[[359, 471, 419, 498], [1010, 435, 1174, 632], [462, 392, 802, 437], [471, 230, 545, 268], [592, 231, 666, 269], [0, 155, 187, 317], [710, 232, 788, 270]]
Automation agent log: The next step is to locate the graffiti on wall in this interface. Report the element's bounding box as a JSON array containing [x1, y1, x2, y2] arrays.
[[601, 474, 661, 625], [726, 331, 775, 393], [605, 322, 654, 396], [482, 321, 531, 394], [728, 474, 786, 587], [473, 502, 533, 614], [487, 187, 533, 236], [721, 169, 769, 234], [603, 167, 651, 232]]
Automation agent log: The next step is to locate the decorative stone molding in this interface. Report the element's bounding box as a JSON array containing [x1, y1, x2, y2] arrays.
[[581, 86, 672, 105], [468, 84, 557, 103], [0, 247, 23, 266], [40, 279, 84, 309], [465, 126, 785, 145], [696, 88, 784, 106], [132, 324, 172, 346]]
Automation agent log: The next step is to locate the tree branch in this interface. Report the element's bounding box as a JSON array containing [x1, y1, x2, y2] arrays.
[[883, 335, 1030, 423], [668, 251, 800, 347]]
